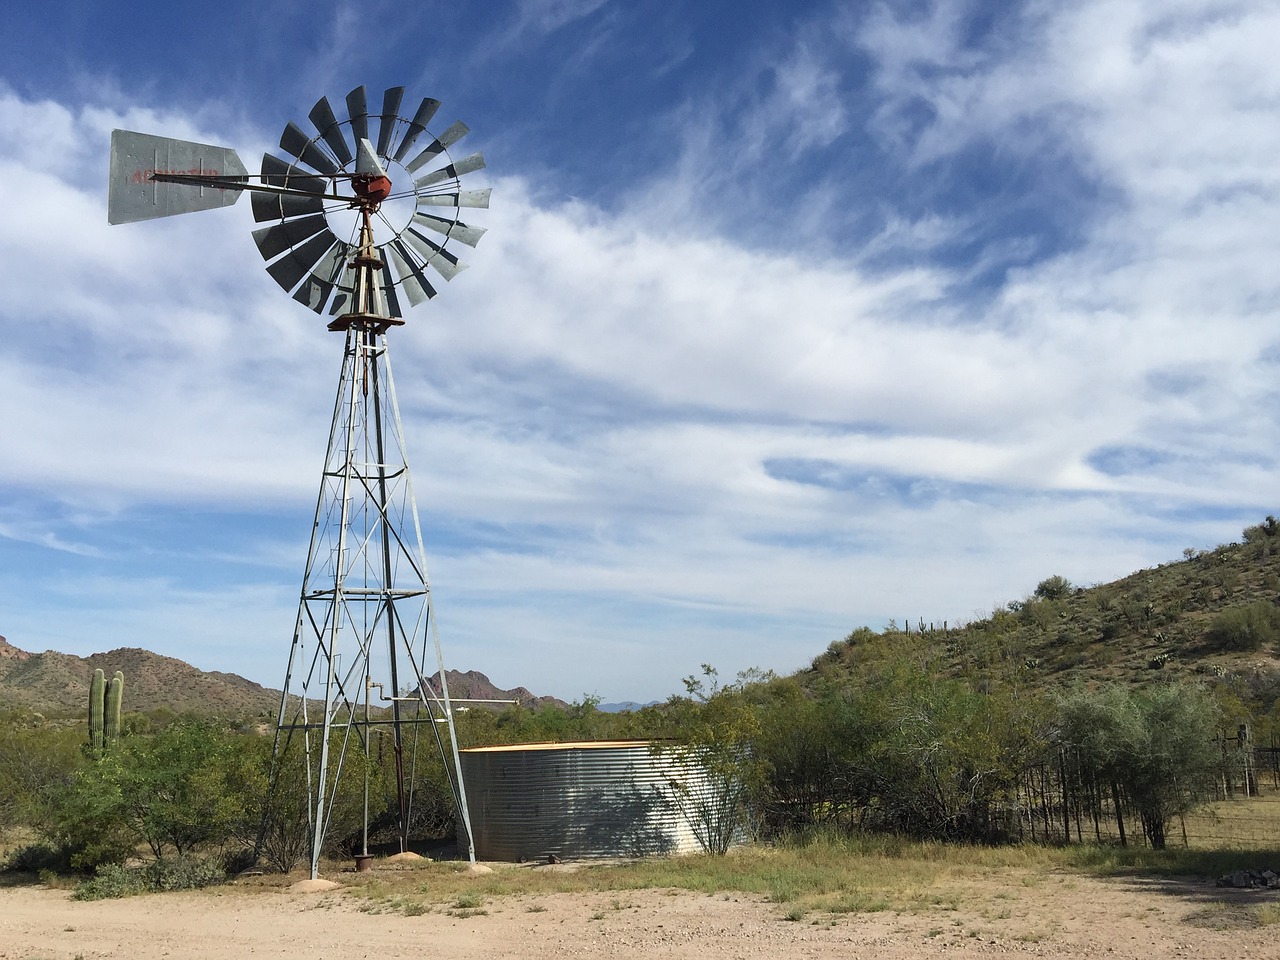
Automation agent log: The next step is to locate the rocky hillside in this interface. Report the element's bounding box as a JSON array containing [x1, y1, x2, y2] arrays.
[[0, 636, 281, 718], [425, 669, 567, 710], [0, 635, 565, 719], [811, 516, 1280, 708]]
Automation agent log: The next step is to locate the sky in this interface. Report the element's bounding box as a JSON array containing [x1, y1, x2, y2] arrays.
[[0, 0, 1277, 704]]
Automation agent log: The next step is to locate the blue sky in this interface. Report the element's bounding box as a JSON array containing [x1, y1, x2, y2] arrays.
[[1, 0, 1277, 703]]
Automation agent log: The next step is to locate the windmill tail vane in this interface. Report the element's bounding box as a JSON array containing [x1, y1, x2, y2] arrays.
[[107, 86, 489, 879]]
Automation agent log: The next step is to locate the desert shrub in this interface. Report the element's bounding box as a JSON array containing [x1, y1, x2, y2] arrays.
[[1243, 516, 1280, 557], [33, 718, 261, 872], [258, 726, 424, 870], [658, 666, 765, 854], [1019, 598, 1060, 632], [0, 715, 85, 839], [1204, 602, 1280, 652], [1057, 683, 1223, 849], [72, 864, 141, 900], [72, 855, 229, 901], [860, 671, 1047, 842], [256, 735, 332, 872], [752, 667, 1048, 844], [2, 841, 73, 875], [1034, 575, 1074, 601], [752, 682, 873, 835]]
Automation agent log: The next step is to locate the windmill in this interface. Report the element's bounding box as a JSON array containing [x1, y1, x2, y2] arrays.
[[108, 85, 489, 878]]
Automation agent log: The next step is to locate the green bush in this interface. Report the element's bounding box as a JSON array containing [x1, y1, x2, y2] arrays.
[[1034, 575, 1074, 601], [1056, 683, 1223, 849], [752, 667, 1047, 844], [0, 715, 85, 840], [72, 855, 229, 900], [29, 718, 263, 872], [1204, 602, 1280, 652], [2, 842, 73, 875], [1242, 516, 1279, 553], [72, 863, 140, 900]]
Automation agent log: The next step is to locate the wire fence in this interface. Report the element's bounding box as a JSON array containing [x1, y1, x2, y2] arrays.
[[1005, 737, 1280, 849], [1182, 794, 1280, 849]]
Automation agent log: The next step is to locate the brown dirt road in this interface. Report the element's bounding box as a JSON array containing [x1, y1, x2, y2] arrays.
[[2, 870, 1277, 960]]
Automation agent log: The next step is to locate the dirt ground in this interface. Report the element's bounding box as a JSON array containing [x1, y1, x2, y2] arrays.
[[2, 868, 1278, 960]]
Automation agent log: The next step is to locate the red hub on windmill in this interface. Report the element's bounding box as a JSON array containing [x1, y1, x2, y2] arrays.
[[353, 175, 392, 203]]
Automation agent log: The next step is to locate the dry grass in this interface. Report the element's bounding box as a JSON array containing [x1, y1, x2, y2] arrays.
[[330, 834, 1077, 919], [314, 816, 1280, 922], [1180, 790, 1280, 850]]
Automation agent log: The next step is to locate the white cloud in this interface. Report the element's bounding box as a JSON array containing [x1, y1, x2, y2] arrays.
[[1, 0, 1278, 699]]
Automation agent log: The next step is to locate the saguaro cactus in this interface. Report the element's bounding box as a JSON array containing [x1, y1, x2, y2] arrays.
[[88, 667, 126, 752], [105, 670, 124, 745], [88, 668, 106, 753]]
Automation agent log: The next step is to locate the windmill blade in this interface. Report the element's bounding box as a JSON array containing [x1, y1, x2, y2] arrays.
[[265, 232, 342, 293], [378, 262, 403, 318], [385, 240, 438, 306], [416, 187, 491, 209], [261, 153, 327, 193], [413, 152, 486, 188], [376, 86, 405, 158], [329, 284, 352, 316], [252, 214, 331, 262], [251, 188, 324, 223], [404, 226, 467, 280], [309, 95, 354, 166], [403, 121, 470, 174], [108, 130, 247, 224], [291, 240, 352, 313], [279, 122, 340, 176], [391, 97, 441, 162], [329, 255, 404, 317], [346, 86, 370, 143], [412, 212, 486, 248]]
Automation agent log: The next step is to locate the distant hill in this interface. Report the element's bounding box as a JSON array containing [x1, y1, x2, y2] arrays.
[[10, 518, 1276, 721], [424, 669, 567, 710], [0, 635, 566, 719], [809, 516, 1280, 707], [599, 701, 660, 713], [0, 636, 281, 718]]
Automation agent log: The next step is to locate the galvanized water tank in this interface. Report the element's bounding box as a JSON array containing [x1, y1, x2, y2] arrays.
[[460, 740, 715, 861]]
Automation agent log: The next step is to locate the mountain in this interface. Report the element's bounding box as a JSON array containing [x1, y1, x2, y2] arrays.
[[6, 517, 1277, 719], [424, 669, 567, 710], [0, 637, 281, 718], [0, 635, 567, 719]]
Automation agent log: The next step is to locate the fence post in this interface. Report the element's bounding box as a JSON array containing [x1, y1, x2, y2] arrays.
[[1239, 724, 1258, 797]]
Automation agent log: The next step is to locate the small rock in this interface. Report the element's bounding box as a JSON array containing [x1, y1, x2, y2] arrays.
[[290, 878, 340, 893], [1225, 870, 1254, 888]]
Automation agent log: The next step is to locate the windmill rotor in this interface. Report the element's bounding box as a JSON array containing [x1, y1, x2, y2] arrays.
[[251, 84, 488, 318]]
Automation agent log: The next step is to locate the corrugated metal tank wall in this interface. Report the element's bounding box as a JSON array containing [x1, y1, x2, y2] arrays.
[[460, 740, 715, 861]]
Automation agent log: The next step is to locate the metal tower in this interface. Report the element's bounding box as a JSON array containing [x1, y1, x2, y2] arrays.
[[272, 207, 475, 879]]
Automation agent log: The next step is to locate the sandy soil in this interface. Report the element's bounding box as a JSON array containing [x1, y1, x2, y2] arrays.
[[2, 868, 1278, 960]]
